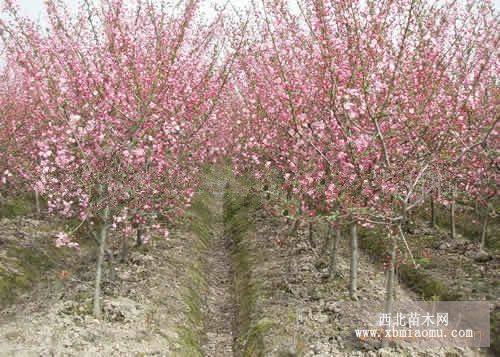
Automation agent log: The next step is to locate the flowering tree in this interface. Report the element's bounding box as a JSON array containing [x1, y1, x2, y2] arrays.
[[226, 0, 498, 307], [0, 0, 234, 317], [0, 70, 16, 192], [0, 67, 40, 211]]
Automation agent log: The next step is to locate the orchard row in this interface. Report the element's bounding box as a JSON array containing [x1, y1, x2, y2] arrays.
[[0, 0, 498, 316]]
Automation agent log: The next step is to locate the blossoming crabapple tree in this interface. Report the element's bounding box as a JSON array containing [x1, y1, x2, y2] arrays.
[[0, 67, 42, 212], [0, 0, 235, 317], [226, 0, 498, 308], [0, 70, 17, 194]]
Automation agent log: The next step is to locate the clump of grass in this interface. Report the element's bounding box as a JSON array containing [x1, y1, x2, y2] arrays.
[[0, 196, 33, 218], [0, 245, 60, 306]]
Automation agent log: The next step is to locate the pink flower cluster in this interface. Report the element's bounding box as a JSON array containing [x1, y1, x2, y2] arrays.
[[55, 232, 80, 250]]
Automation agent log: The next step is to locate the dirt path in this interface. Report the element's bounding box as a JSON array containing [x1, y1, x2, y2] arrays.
[[201, 180, 235, 356]]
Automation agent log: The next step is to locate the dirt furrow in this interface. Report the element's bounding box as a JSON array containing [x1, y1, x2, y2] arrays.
[[201, 182, 235, 357]]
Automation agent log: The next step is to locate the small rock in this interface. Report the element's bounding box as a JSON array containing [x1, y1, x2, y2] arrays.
[[300, 263, 313, 272], [432, 241, 443, 249], [309, 344, 319, 354], [315, 313, 328, 323], [117, 270, 131, 280], [465, 250, 476, 258], [406, 224, 416, 234], [309, 288, 321, 301], [323, 302, 340, 314], [129, 252, 153, 265], [438, 242, 449, 250], [103, 297, 142, 322], [314, 260, 328, 270], [280, 346, 297, 356], [293, 244, 307, 255], [377, 348, 394, 357], [319, 271, 330, 280], [473, 251, 492, 263]]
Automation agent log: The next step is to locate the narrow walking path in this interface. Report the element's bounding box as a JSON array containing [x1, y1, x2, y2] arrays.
[[201, 180, 235, 356]]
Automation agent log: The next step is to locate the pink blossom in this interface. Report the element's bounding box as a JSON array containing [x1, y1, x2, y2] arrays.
[[55, 232, 79, 249]]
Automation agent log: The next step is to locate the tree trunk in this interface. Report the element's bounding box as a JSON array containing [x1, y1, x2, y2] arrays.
[[430, 193, 437, 228], [120, 237, 129, 263], [349, 223, 358, 300], [93, 205, 109, 319], [0, 192, 4, 216], [106, 248, 116, 281], [385, 232, 397, 315], [402, 201, 408, 232], [34, 189, 41, 217], [289, 219, 300, 238], [329, 225, 340, 278], [136, 227, 142, 247], [320, 222, 331, 254], [308, 221, 316, 249], [480, 209, 489, 252], [450, 187, 456, 239]]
